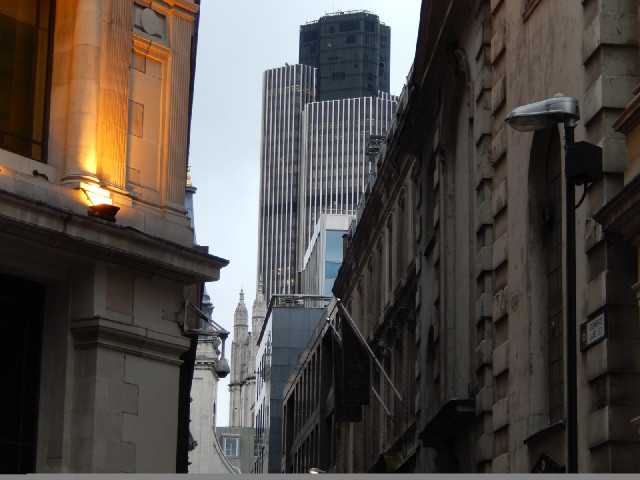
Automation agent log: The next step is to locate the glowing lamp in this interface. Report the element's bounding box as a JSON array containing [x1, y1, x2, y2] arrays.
[[78, 182, 119, 222]]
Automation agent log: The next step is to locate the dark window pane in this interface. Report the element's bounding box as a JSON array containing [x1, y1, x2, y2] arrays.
[[0, 0, 51, 161]]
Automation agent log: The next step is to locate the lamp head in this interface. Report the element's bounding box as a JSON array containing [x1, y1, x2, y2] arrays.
[[214, 357, 230, 378], [88, 204, 120, 222], [505, 96, 579, 131]]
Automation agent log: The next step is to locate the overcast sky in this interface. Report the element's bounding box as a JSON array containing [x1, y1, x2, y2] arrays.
[[188, 0, 422, 427]]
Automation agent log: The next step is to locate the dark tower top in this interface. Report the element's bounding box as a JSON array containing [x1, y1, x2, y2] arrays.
[[299, 10, 390, 101]]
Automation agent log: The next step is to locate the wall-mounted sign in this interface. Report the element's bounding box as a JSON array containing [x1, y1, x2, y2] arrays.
[[580, 310, 607, 351]]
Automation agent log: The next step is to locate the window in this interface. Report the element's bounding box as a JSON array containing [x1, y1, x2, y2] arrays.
[[223, 436, 239, 458], [325, 230, 345, 262], [302, 28, 318, 42], [325, 230, 345, 295], [339, 20, 358, 32], [0, 0, 53, 162]]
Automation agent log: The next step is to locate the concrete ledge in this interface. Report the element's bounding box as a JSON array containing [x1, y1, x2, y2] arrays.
[[71, 316, 191, 364], [492, 452, 509, 473], [492, 397, 509, 432], [493, 341, 509, 377], [0, 188, 228, 284], [587, 405, 640, 448], [476, 433, 494, 462], [492, 233, 508, 270], [476, 386, 494, 413]]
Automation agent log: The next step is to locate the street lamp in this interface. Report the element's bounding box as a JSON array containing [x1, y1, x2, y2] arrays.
[[506, 96, 602, 474], [505, 96, 579, 131]]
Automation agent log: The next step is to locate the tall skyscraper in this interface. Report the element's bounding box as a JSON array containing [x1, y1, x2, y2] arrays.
[[257, 65, 315, 300], [257, 10, 396, 303], [299, 10, 391, 101]]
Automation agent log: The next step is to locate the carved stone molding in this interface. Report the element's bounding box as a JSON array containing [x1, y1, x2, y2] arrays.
[[71, 316, 191, 364]]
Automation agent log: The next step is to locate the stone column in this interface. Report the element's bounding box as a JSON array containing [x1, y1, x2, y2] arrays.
[[165, 13, 193, 210], [96, 0, 132, 190], [62, 0, 103, 184]]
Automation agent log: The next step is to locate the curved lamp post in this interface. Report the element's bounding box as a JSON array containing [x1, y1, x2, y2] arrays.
[[506, 96, 602, 474]]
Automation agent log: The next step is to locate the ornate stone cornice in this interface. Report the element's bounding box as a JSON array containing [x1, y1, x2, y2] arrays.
[[0, 188, 228, 283]]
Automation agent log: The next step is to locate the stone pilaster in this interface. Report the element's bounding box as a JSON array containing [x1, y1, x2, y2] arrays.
[[62, 0, 104, 184]]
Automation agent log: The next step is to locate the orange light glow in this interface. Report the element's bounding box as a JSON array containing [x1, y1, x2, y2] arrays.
[[79, 181, 112, 206]]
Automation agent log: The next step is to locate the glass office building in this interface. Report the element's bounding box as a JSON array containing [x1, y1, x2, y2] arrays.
[[257, 12, 395, 302], [299, 10, 391, 101]]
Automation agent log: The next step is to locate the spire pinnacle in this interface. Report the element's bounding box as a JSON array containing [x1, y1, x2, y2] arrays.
[[234, 288, 248, 327]]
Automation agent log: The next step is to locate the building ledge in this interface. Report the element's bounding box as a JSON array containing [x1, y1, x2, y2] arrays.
[[594, 172, 640, 245], [71, 316, 192, 363], [613, 88, 640, 134], [0, 188, 228, 283]]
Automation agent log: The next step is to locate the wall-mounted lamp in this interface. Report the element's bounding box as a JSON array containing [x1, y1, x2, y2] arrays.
[[78, 182, 120, 222], [185, 300, 231, 378]]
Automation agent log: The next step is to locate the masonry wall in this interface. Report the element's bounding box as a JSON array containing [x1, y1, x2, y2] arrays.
[[328, 0, 640, 473], [0, 0, 227, 473]]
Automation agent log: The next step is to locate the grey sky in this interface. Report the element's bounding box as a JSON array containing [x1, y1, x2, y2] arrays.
[[188, 0, 422, 427]]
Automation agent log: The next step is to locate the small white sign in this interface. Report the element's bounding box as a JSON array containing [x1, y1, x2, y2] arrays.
[[586, 314, 605, 344], [581, 312, 607, 351]]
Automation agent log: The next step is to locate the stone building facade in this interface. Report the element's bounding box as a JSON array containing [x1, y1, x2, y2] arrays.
[[187, 291, 236, 474], [0, 0, 228, 473], [290, 0, 640, 473], [188, 333, 236, 474]]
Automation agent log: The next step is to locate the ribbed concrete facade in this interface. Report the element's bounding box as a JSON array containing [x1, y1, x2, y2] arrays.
[[257, 65, 316, 301], [298, 92, 397, 264]]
